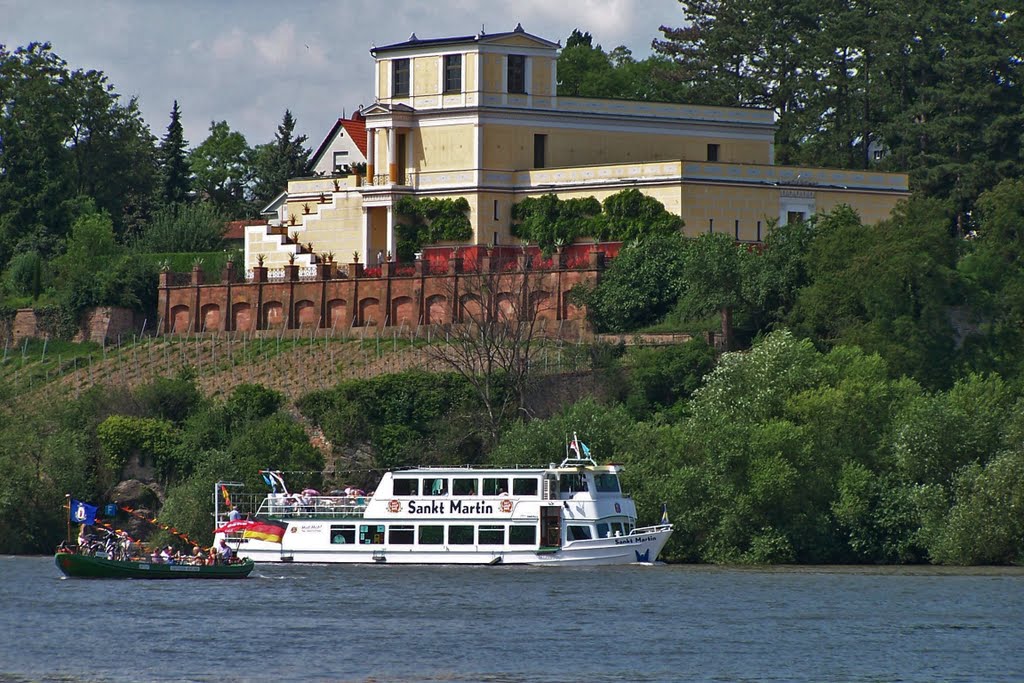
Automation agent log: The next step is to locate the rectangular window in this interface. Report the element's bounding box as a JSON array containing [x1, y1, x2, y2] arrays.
[[593, 473, 619, 493], [512, 478, 538, 496], [567, 525, 592, 541], [418, 525, 444, 545], [478, 525, 505, 545], [426, 477, 447, 496], [444, 54, 462, 93], [707, 143, 719, 161], [708, 218, 714, 234], [330, 525, 356, 544], [392, 59, 410, 97], [359, 524, 384, 544], [393, 478, 418, 496], [757, 221, 762, 241], [507, 55, 526, 93], [448, 525, 474, 545], [389, 525, 414, 544], [509, 525, 536, 545], [735, 219, 740, 240], [597, 522, 610, 538], [533, 134, 546, 169], [452, 478, 477, 496], [333, 151, 349, 172], [482, 477, 509, 496], [493, 200, 499, 221], [559, 473, 588, 493], [787, 211, 805, 224]]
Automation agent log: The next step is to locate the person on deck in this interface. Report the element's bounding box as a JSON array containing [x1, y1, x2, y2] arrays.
[[217, 539, 235, 563], [228, 506, 242, 522]]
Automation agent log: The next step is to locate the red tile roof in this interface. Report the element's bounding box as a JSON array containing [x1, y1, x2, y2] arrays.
[[338, 111, 366, 157]]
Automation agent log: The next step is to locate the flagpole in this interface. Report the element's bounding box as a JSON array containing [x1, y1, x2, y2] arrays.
[[65, 494, 71, 545]]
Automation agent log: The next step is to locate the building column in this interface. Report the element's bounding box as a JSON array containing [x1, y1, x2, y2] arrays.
[[388, 127, 398, 184], [366, 129, 375, 182], [386, 205, 395, 260], [361, 208, 371, 264]]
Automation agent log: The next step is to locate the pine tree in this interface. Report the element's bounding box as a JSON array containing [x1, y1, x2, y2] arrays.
[[159, 100, 191, 206], [251, 109, 310, 209]]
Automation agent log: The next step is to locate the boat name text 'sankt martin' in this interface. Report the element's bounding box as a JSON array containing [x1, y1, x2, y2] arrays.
[[215, 440, 672, 566]]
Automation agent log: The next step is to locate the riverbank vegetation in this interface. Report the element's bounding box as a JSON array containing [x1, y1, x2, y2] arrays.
[[3, 6, 1024, 563]]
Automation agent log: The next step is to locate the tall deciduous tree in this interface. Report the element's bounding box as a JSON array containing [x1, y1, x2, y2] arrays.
[[250, 109, 310, 209], [189, 120, 250, 217], [158, 100, 191, 206], [0, 42, 156, 261]]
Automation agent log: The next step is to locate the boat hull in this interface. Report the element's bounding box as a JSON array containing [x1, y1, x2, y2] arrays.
[[55, 552, 254, 579], [229, 526, 672, 566]]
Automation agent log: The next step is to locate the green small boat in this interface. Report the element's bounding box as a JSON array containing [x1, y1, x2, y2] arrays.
[[55, 552, 254, 579]]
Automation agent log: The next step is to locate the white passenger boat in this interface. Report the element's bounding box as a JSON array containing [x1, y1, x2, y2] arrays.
[[214, 447, 672, 566]]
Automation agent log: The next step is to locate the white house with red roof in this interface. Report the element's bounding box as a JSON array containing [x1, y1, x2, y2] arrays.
[[307, 110, 368, 176]]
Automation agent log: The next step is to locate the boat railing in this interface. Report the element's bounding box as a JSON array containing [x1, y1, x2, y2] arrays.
[[631, 523, 673, 535], [256, 495, 370, 519]]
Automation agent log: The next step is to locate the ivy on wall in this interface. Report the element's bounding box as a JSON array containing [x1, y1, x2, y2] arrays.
[[394, 197, 472, 261]]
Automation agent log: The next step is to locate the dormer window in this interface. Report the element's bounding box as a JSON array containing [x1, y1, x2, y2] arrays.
[[444, 54, 462, 93], [507, 55, 526, 94], [392, 59, 410, 97]]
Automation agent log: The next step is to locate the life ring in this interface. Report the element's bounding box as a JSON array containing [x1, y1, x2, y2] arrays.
[[388, 499, 401, 513], [500, 499, 513, 513]]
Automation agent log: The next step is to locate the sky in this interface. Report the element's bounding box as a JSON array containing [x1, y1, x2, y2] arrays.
[[0, 0, 684, 151]]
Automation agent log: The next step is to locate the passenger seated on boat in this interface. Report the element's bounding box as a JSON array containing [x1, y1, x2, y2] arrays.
[[228, 506, 242, 521], [218, 539, 235, 563], [160, 546, 173, 563]]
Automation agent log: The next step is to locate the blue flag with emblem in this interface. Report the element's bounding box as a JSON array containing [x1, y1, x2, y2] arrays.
[[70, 499, 97, 526]]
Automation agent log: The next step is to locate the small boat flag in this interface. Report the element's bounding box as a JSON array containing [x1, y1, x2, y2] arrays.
[[220, 485, 232, 508], [70, 499, 97, 526], [242, 519, 288, 543], [660, 502, 670, 525]]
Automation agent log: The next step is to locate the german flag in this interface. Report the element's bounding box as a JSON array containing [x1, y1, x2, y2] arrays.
[[242, 519, 288, 543]]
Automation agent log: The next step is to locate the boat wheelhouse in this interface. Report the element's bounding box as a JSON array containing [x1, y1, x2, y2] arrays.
[[215, 453, 672, 566]]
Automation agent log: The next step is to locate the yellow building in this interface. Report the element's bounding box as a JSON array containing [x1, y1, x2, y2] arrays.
[[245, 25, 909, 274]]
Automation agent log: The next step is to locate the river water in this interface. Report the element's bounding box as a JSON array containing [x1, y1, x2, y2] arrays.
[[1, 556, 1022, 682]]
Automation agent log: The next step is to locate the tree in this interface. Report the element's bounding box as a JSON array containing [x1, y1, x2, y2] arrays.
[[672, 232, 750, 350], [134, 201, 226, 253], [575, 232, 688, 332], [0, 42, 156, 262], [250, 109, 311, 209], [189, 120, 250, 217], [158, 100, 191, 206], [426, 263, 550, 442]]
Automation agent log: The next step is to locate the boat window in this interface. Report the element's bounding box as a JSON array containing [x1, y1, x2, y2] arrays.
[[359, 524, 384, 544], [330, 525, 356, 544], [418, 525, 444, 545], [567, 525, 592, 541], [426, 477, 448, 496], [452, 478, 477, 496], [389, 525, 414, 544], [478, 525, 505, 545], [509, 525, 536, 545], [393, 478, 418, 496], [512, 478, 538, 496], [597, 522, 610, 538], [594, 473, 620, 493], [559, 473, 588, 493], [482, 477, 509, 496], [448, 525, 474, 545]]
